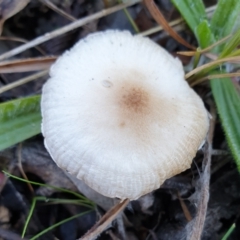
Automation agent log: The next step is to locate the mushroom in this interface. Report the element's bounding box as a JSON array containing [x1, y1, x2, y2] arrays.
[[41, 30, 209, 200]]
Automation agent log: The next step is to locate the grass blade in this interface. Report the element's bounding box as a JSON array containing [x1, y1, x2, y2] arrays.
[[221, 223, 236, 240], [211, 0, 240, 40], [30, 210, 93, 240], [172, 0, 240, 170], [209, 0, 240, 169], [3, 171, 95, 205], [195, 20, 215, 49], [0, 95, 41, 151], [22, 197, 38, 238], [171, 0, 207, 33], [220, 28, 240, 58], [211, 78, 240, 170]]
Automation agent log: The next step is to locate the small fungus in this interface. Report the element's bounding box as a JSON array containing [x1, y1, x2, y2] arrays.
[[41, 30, 209, 200]]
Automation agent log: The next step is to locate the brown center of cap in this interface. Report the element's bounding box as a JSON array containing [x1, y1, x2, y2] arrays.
[[121, 87, 149, 114]]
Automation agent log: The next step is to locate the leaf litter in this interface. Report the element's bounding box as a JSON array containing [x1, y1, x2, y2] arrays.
[[0, 0, 239, 239]]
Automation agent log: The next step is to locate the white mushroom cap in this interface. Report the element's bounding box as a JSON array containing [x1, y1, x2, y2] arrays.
[[41, 30, 209, 200]]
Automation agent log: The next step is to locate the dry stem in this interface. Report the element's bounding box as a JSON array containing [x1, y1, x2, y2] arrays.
[[0, 1, 141, 61], [80, 199, 130, 240], [0, 70, 48, 94], [187, 104, 216, 240]]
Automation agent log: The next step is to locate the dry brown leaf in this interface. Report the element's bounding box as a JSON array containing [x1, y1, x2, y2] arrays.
[[0, 56, 57, 73], [0, 0, 30, 34], [143, 0, 196, 50]]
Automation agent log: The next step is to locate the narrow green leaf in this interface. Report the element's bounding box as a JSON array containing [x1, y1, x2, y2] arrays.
[[0, 95, 41, 151], [211, 0, 240, 39], [228, 48, 240, 57], [171, 0, 240, 171], [220, 28, 240, 58], [221, 223, 236, 240], [171, 0, 207, 33], [211, 78, 240, 169], [209, 1, 240, 170], [30, 210, 93, 240], [3, 171, 95, 204], [196, 20, 215, 49]]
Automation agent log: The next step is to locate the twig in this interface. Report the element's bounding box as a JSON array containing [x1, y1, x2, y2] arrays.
[[0, 70, 48, 94], [0, 36, 46, 55], [38, 0, 76, 21], [185, 56, 240, 79], [187, 104, 216, 240], [191, 72, 240, 87], [17, 143, 34, 194], [0, 1, 141, 61], [178, 35, 231, 57], [177, 191, 192, 222], [139, 18, 184, 37], [80, 199, 130, 240]]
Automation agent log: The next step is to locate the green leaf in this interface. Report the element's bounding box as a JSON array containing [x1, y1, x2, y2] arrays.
[[220, 28, 240, 58], [209, 1, 240, 169], [211, 78, 240, 169], [221, 223, 236, 240], [228, 48, 240, 57], [196, 20, 215, 49], [171, 0, 207, 33], [211, 0, 240, 40], [0, 95, 41, 151], [171, 0, 240, 170]]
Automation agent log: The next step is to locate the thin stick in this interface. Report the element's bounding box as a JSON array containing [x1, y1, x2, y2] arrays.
[[199, 35, 231, 53], [0, 70, 48, 94], [187, 103, 216, 240], [0, 1, 140, 61], [191, 72, 240, 86], [80, 199, 130, 240], [177, 191, 192, 222], [178, 35, 231, 57], [0, 36, 46, 55], [139, 18, 184, 37], [17, 143, 34, 194], [185, 56, 240, 79], [39, 0, 76, 21]]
